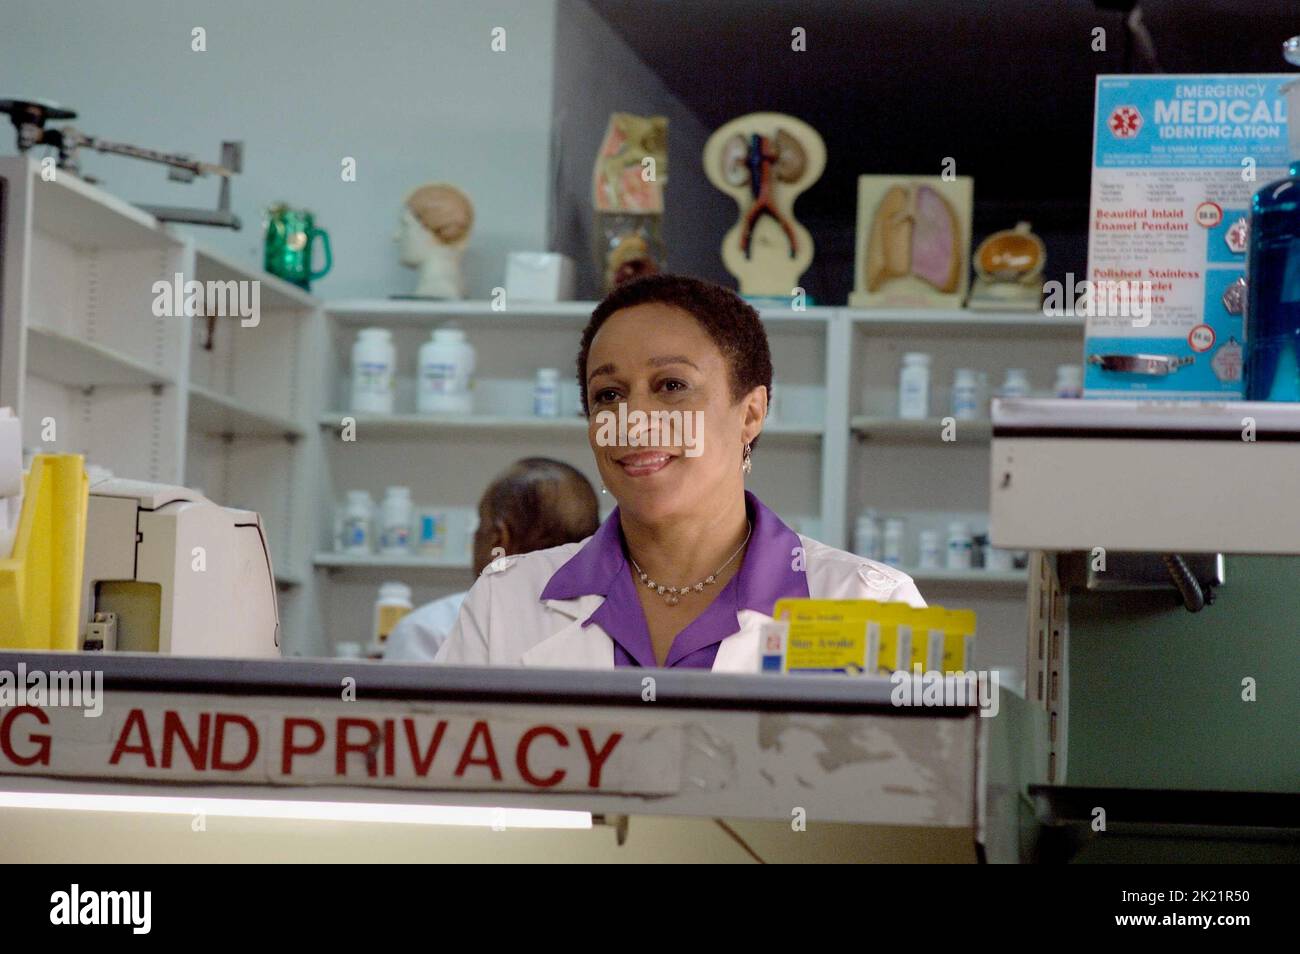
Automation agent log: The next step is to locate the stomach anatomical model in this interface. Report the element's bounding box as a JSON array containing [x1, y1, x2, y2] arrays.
[[866, 183, 960, 293]]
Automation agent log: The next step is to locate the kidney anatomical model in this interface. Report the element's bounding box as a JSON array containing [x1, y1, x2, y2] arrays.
[[704, 112, 825, 298]]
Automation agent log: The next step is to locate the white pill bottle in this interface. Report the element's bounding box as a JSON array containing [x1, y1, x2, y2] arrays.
[[897, 353, 931, 420], [351, 328, 396, 414], [418, 326, 476, 414], [379, 486, 413, 555]]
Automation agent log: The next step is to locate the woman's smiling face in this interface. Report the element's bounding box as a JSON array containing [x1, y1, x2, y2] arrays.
[[585, 303, 763, 524]]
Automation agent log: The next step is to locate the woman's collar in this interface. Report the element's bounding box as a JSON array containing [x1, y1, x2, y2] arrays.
[[538, 491, 809, 612]]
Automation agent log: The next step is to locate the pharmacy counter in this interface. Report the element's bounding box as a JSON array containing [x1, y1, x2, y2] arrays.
[[991, 398, 1300, 554], [0, 652, 1041, 862]]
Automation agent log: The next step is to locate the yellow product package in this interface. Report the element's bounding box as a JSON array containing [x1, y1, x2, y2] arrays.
[[904, 606, 977, 673], [766, 598, 904, 674], [940, 608, 977, 673], [906, 606, 948, 672]]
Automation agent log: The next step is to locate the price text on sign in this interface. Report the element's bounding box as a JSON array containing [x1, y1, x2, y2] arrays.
[[0, 697, 684, 795]]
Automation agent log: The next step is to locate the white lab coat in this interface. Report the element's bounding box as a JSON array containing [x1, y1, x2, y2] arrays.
[[383, 591, 468, 661], [434, 535, 925, 672]]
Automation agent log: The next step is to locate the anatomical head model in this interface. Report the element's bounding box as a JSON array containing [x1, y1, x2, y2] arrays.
[[396, 183, 474, 299], [704, 112, 825, 297]]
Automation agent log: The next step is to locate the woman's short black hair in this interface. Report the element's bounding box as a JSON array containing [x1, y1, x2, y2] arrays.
[[576, 274, 773, 435]]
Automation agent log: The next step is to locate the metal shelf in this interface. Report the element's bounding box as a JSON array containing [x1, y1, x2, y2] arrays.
[[318, 412, 823, 441], [21, 159, 184, 252], [851, 416, 993, 444], [325, 298, 832, 335], [845, 307, 1085, 337], [313, 552, 473, 571], [194, 245, 319, 312], [189, 385, 303, 438], [26, 326, 175, 388]]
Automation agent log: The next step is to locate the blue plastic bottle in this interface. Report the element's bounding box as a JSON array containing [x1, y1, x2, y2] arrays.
[[1246, 78, 1300, 401]]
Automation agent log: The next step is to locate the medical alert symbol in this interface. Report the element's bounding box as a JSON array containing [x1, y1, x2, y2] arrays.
[[1109, 105, 1142, 139]]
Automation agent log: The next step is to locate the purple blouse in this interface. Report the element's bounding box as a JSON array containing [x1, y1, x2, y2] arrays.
[[538, 491, 809, 668]]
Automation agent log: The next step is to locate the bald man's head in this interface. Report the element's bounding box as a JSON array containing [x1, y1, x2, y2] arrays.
[[472, 458, 600, 574]]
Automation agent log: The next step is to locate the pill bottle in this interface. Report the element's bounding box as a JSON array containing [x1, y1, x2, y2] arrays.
[[853, 511, 881, 561], [1054, 364, 1084, 398], [415, 506, 449, 556], [340, 490, 374, 554], [1000, 368, 1031, 399], [946, 522, 974, 570], [918, 529, 943, 569], [951, 368, 980, 419], [883, 518, 906, 567], [417, 326, 475, 414], [351, 328, 395, 414], [534, 368, 560, 417], [898, 353, 931, 420], [374, 581, 413, 645], [379, 486, 413, 554]]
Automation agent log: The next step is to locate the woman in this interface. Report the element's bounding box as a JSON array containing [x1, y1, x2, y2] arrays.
[[436, 275, 924, 671]]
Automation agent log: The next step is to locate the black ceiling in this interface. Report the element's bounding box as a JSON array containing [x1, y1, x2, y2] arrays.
[[588, 0, 1299, 234]]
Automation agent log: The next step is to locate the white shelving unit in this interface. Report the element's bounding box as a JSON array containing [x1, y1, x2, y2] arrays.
[[1, 157, 189, 488], [313, 299, 1084, 678], [0, 156, 324, 654], [313, 300, 835, 646], [841, 307, 1084, 678]]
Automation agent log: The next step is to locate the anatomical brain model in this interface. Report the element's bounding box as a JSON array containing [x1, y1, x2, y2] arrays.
[[849, 175, 973, 309], [396, 183, 474, 299], [704, 112, 825, 298]]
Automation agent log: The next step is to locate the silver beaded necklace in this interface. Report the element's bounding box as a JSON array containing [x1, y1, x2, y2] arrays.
[[628, 522, 753, 606]]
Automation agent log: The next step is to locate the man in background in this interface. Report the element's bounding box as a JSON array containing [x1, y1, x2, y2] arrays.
[[383, 457, 600, 661]]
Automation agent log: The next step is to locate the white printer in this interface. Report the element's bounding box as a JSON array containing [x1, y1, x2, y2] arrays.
[[81, 475, 280, 656]]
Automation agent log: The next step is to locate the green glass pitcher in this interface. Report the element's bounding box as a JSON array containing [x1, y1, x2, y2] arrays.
[[264, 204, 332, 290]]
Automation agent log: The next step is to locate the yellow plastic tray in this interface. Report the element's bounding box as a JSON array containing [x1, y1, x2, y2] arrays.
[[0, 454, 88, 649]]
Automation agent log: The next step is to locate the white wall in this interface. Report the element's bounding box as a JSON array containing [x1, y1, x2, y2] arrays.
[[0, 0, 558, 299], [549, 0, 731, 297]]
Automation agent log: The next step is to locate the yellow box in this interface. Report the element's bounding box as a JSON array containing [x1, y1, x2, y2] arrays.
[[769, 599, 907, 674], [767, 599, 976, 675], [0, 455, 88, 650]]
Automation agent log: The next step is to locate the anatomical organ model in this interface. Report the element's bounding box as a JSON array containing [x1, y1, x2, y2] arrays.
[[592, 113, 667, 292], [850, 175, 973, 308], [704, 112, 825, 298]]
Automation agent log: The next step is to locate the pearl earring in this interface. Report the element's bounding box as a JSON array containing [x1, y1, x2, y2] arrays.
[[600, 484, 608, 495], [741, 443, 753, 475]]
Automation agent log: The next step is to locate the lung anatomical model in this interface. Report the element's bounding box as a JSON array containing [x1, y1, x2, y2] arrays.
[[867, 184, 960, 293], [851, 175, 972, 308]]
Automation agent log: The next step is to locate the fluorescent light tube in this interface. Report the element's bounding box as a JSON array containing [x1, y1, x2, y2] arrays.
[[0, 790, 592, 829]]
